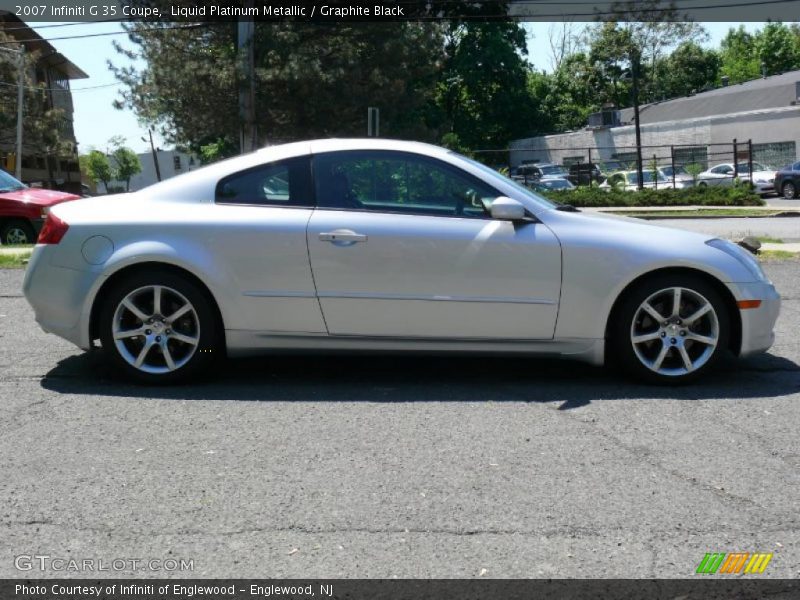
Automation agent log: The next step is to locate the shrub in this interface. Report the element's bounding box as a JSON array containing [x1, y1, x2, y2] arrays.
[[539, 185, 764, 207]]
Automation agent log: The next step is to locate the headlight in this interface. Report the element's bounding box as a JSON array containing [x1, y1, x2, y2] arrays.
[[706, 238, 768, 282], [755, 178, 767, 184]]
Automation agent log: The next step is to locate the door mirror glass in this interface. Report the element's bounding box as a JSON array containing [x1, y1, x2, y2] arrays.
[[490, 196, 526, 221]]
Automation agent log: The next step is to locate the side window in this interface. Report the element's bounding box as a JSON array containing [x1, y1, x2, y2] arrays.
[[216, 157, 312, 207], [793, 162, 800, 171], [313, 151, 499, 218]]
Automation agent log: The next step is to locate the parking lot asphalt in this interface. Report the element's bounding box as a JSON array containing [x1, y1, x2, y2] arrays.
[[1, 263, 799, 579]]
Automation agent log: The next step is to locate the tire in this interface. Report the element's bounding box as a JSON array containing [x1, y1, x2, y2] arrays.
[[697, 181, 708, 189], [610, 274, 730, 384], [783, 181, 797, 200], [0, 219, 35, 245], [98, 269, 221, 384]]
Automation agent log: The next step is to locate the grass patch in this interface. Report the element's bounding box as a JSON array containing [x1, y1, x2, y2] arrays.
[[617, 209, 781, 218], [756, 236, 784, 243], [759, 250, 797, 261], [0, 251, 31, 269]]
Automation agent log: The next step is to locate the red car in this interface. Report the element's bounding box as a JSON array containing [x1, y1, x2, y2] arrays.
[[0, 169, 80, 245]]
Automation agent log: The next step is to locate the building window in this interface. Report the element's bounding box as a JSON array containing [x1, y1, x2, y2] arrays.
[[173, 155, 182, 171], [752, 142, 796, 169], [673, 146, 708, 170]]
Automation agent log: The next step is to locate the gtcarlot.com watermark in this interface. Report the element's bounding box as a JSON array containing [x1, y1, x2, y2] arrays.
[[15, 554, 194, 572]]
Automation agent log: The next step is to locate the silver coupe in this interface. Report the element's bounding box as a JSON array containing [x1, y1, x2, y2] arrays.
[[23, 139, 780, 384]]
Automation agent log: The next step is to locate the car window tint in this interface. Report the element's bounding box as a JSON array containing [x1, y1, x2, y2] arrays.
[[216, 157, 312, 207], [793, 162, 800, 171], [314, 151, 499, 218]]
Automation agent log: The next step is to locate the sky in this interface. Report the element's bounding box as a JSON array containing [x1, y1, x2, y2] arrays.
[[31, 21, 763, 156]]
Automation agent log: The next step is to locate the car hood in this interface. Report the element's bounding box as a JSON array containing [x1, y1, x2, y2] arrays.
[[0, 187, 80, 207], [549, 208, 715, 245]]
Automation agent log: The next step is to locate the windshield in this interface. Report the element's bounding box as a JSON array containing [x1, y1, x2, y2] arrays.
[[455, 154, 557, 209], [0, 169, 26, 192]]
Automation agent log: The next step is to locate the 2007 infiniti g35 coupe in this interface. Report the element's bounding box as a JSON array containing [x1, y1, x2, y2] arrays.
[[24, 139, 780, 384]]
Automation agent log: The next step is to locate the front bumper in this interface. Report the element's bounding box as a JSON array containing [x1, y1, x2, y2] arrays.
[[726, 280, 781, 357]]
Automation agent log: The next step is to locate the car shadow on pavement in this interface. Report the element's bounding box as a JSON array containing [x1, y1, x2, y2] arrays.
[[40, 350, 800, 409]]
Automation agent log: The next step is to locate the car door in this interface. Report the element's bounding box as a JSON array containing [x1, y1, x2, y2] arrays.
[[708, 165, 734, 186], [306, 150, 562, 340]]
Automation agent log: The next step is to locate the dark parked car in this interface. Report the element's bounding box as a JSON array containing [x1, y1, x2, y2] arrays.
[[774, 161, 800, 199], [511, 163, 568, 185], [567, 163, 603, 186]]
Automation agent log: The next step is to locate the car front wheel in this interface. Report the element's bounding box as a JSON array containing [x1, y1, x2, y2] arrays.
[[783, 181, 797, 199], [98, 270, 220, 383], [611, 275, 730, 384]]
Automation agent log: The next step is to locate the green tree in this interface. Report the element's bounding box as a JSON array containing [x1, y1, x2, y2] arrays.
[[109, 140, 142, 192], [756, 22, 800, 75], [111, 19, 446, 156], [719, 26, 761, 83], [81, 150, 113, 193], [436, 21, 540, 150], [656, 42, 720, 98]]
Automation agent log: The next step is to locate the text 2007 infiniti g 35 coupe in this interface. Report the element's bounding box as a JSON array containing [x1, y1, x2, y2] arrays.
[[23, 139, 780, 384]]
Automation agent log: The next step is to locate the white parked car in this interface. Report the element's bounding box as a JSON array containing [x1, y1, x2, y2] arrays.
[[599, 170, 673, 191], [658, 166, 695, 189], [23, 139, 780, 384], [697, 162, 776, 195]]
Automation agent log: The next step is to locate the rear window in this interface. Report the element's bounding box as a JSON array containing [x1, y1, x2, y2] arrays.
[[216, 157, 313, 207]]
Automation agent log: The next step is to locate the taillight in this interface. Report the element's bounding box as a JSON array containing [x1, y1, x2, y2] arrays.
[[37, 213, 69, 244]]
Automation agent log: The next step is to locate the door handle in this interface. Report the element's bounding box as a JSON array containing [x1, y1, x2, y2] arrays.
[[319, 230, 368, 243]]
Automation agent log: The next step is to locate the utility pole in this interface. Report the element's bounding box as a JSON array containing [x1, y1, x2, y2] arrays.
[[238, 2, 257, 154], [14, 47, 24, 180], [631, 49, 644, 191], [0, 45, 25, 179], [147, 128, 161, 182]]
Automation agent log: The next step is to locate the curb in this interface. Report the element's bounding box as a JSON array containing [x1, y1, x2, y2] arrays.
[[600, 210, 800, 221]]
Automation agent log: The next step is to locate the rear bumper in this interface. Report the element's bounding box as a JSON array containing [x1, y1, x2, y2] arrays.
[[726, 280, 781, 357], [23, 246, 100, 350]]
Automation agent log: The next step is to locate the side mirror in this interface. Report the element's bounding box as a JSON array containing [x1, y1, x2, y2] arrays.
[[490, 196, 527, 221]]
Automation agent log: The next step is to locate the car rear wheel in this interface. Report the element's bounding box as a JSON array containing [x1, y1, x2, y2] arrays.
[[98, 270, 220, 383], [0, 219, 35, 245], [783, 181, 797, 199], [611, 274, 729, 384]]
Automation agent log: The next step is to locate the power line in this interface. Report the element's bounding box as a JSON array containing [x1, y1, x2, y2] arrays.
[[0, 22, 211, 45], [0, 80, 121, 92]]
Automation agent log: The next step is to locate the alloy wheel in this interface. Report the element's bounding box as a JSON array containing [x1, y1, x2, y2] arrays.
[[5, 226, 30, 244], [629, 286, 719, 377], [112, 285, 200, 374], [784, 182, 797, 199]]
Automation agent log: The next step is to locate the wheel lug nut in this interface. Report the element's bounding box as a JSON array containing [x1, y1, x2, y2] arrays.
[[680, 331, 686, 336], [660, 332, 666, 338], [166, 329, 172, 335], [156, 336, 162, 342], [671, 338, 677, 344], [145, 329, 152, 335]]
